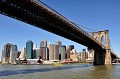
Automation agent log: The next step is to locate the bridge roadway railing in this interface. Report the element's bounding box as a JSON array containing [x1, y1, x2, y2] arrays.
[[32, 0, 105, 49]]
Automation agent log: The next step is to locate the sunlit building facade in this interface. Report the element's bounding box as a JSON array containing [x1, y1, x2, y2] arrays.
[[40, 38, 48, 60], [49, 45, 59, 61], [1, 43, 12, 64], [1, 43, 18, 64], [9, 44, 18, 64], [61, 46, 66, 60], [19, 48, 26, 59]]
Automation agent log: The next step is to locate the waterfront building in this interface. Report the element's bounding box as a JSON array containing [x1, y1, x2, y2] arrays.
[[76, 52, 81, 61], [26, 40, 33, 59], [1, 43, 12, 64], [19, 48, 26, 59], [40, 38, 48, 60], [44, 38, 48, 60], [88, 49, 94, 60], [70, 49, 78, 61], [66, 45, 74, 60], [33, 48, 40, 59], [56, 40, 62, 60], [54, 45, 59, 60], [66, 46, 70, 59], [61, 46, 66, 60], [40, 47, 47, 60], [1, 43, 18, 64], [49, 45, 54, 60], [9, 44, 18, 64], [14, 51, 20, 58], [49, 45, 59, 61], [81, 49, 88, 61]]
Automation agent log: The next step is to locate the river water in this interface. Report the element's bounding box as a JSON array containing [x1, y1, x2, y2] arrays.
[[0, 64, 120, 79]]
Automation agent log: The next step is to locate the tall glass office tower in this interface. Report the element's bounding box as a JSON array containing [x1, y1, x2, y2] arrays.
[[26, 40, 33, 59]]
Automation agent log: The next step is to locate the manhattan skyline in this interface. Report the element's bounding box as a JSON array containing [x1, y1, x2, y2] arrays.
[[0, 0, 120, 60]]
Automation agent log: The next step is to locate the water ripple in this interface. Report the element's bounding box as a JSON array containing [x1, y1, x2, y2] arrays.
[[0, 64, 92, 76]]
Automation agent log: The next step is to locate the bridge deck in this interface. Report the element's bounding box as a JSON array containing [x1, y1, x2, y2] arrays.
[[0, 0, 105, 50]]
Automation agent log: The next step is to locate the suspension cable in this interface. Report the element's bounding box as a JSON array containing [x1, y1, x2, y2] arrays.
[[108, 35, 114, 53], [73, 22, 99, 32]]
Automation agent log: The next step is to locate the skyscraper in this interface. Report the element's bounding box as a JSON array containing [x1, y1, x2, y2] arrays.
[[40, 38, 48, 60], [1, 43, 12, 64], [54, 45, 59, 60], [61, 46, 66, 60], [40, 47, 46, 60], [19, 48, 26, 59], [49, 45, 54, 60], [26, 40, 33, 59], [81, 49, 88, 61], [9, 45, 18, 64], [44, 38, 48, 60], [33, 42, 37, 50], [70, 49, 78, 61], [33, 48, 40, 59], [1, 43, 18, 64], [49, 45, 59, 60], [56, 40, 62, 60], [66, 46, 70, 59]]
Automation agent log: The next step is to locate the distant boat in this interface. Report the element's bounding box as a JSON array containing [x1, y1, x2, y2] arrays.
[[54, 62, 62, 66]]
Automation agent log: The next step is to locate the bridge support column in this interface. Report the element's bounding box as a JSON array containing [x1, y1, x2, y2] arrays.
[[93, 49, 111, 65], [105, 49, 111, 64], [92, 30, 112, 65], [93, 49, 105, 65], [105, 30, 111, 64]]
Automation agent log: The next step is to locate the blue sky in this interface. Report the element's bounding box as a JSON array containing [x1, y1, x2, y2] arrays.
[[0, 0, 120, 58]]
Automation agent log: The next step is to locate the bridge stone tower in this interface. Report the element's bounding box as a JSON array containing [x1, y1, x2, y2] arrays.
[[92, 30, 111, 65]]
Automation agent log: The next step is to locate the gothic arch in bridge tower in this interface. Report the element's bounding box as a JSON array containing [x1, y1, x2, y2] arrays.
[[101, 36, 106, 46], [92, 30, 109, 47], [92, 30, 111, 65]]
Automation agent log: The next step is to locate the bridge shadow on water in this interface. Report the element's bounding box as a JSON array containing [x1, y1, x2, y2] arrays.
[[0, 64, 92, 76]]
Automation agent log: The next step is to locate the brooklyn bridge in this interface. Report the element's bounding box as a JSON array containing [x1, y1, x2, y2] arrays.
[[0, 0, 118, 65]]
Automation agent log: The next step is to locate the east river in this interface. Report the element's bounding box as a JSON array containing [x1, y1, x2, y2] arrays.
[[0, 64, 120, 79]]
